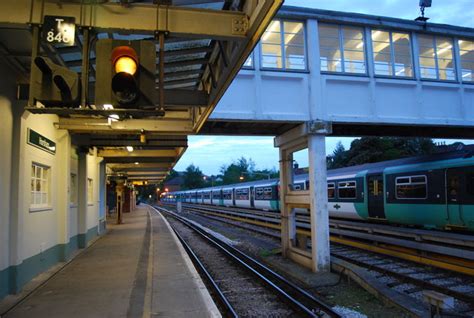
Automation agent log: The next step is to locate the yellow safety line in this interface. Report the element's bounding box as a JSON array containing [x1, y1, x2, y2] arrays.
[[194, 209, 474, 276]]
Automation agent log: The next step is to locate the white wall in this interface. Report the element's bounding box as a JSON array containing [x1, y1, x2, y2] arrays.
[[20, 113, 63, 260], [0, 61, 15, 273], [69, 153, 79, 239]]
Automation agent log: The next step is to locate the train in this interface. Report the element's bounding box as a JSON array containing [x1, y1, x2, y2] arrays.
[[162, 147, 474, 231]]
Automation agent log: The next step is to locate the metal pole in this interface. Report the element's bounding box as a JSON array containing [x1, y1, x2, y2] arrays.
[[158, 32, 165, 109], [28, 25, 40, 107], [81, 28, 90, 108]]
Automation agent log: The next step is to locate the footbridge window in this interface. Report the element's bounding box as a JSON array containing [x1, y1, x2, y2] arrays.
[[459, 39, 474, 82], [319, 24, 366, 74], [261, 20, 306, 70], [418, 35, 455, 81], [371, 30, 413, 77]]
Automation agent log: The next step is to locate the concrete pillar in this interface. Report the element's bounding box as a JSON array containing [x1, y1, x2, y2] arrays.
[[116, 182, 125, 224], [57, 132, 71, 260], [308, 134, 330, 272], [8, 102, 26, 293], [77, 150, 88, 248], [278, 147, 294, 257]]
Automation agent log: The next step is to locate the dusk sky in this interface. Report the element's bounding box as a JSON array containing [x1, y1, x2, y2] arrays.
[[175, 0, 474, 175]]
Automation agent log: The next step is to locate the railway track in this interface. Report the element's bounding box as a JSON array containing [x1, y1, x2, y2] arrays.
[[164, 202, 474, 276], [153, 205, 341, 318], [158, 203, 474, 316]]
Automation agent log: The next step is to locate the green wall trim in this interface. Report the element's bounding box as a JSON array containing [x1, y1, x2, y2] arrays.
[[1, 226, 98, 301], [0, 267, 9, 300], [78, 226, 98, 248]]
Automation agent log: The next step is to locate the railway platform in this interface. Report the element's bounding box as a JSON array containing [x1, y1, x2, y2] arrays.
[[1, 206, 220, 318]]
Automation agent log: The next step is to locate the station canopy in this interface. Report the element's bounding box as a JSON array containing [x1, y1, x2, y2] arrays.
[[0, 0, 282, 183]]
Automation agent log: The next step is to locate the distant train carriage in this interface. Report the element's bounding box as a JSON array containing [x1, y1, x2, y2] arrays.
[[212, 189, 224, 206], [164, 148, 474, 231], [234, 185, 251, 209], [222, 187, 233, 207], [202, 190, 212, 205], [253, 181, 279, 211]]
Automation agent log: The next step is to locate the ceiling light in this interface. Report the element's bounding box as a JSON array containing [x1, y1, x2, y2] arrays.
[[134, 162, 139, 165], [126, 146, 134, 152]]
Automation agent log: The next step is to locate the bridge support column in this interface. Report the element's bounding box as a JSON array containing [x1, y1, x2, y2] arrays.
[[274, 121, 332, 272], [308, 133, 330, 272]]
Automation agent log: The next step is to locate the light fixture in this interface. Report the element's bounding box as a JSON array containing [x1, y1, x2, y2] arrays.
[[239, 175, 244, 181], [103, 104, 114, 110], [140, 129, 146, 144], [126, 146, 134, 152], [134, 162, 139, 165]]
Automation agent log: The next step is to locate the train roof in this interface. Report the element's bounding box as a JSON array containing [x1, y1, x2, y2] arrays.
[[327, 146, 474, 177], [168, 147, 474, 193]]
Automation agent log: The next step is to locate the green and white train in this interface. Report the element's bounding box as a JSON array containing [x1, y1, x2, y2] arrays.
[[164, 148, 474, 231]]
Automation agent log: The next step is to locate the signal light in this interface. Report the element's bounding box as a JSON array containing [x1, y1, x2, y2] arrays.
[[111, 46, 139, 105], [30, 56, 81, 107], [95, 40, 156, 110]]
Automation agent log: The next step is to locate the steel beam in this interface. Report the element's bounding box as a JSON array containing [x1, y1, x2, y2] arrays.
[[0, 1, 248, 40], [98, 149, 177, 157], [72, 135, 187, 147], [103, 157, 176, 163], [107, 163, 171, 169], [57, 118, 194, 133]]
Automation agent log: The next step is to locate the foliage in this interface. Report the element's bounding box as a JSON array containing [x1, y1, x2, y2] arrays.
[[327, 137, 436, 169], [182, 164, 205, 189], [220, 157, 278, 184]]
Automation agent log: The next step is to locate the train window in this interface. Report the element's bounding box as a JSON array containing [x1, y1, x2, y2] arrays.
[[338, 181, 357, 199], [395, 175, 427, 199], [203, 192, 211, 199], [264, 187, 273, 200], [255, 187, 264, 200], [235, 188, 249, 200], [369, 179, 383, 196], [328, 183, 335, 199], [212, 191, 221, 199], [223, 190, 232, 200]]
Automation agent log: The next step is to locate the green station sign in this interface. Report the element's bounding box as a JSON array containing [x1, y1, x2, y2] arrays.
[[27, 129, 56, 155]]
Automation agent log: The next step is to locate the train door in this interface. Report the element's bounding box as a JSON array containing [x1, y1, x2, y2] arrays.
[[250, 187, 255, 208], [446, 167, 469, 227], [367, 174, 386, 219], [232, 189, 236, 206]]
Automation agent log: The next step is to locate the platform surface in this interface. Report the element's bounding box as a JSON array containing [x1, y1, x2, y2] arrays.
[[4, 206, 219, 318]]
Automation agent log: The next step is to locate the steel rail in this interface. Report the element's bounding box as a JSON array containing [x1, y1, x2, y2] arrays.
[[175, 205, 474, 306], [171, 225, 238, 318], [154, 206, 340, 318]]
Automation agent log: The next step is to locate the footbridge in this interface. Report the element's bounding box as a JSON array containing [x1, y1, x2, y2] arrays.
[[202, 6, 474, 271]]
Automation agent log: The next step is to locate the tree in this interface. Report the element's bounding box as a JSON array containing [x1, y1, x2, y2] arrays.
[[327, 137, 436, 169], [327, 141, 347, 169], [220, 157, 256, 184], [182, 164, 205, 189]]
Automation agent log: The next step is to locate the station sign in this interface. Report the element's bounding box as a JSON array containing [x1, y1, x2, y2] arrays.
[[27, 129, 56, 155], [43, 16, 75, 46]]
